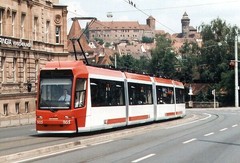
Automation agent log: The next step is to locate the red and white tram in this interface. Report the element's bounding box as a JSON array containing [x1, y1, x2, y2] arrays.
[[36, 61, 185, 133]]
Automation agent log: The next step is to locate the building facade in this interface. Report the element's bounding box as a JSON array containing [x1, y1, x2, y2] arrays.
[[0, 0, 68, 115], [87, 16, 156, 43]]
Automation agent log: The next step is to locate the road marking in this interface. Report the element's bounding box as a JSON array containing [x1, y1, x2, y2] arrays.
[[183, 138, 197, 144], [91, 140, 113, 146], [204, 132, 214, 137], [15, 145, 87, 163], [232, 124, 238, 128], [166, 113, 212, 129], [132, 154, 155, 163], [220, 128, 228, 131]]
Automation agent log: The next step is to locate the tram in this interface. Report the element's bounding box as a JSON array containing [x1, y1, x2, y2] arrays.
[[36, 61, 185, 133], [36, 17, 185, 133]]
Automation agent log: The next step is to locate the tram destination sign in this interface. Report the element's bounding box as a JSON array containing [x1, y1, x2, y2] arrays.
[[0, 37, 32, 48]]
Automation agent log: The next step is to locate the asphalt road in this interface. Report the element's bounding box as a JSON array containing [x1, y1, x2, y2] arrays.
[[3, 108, 240, 163]]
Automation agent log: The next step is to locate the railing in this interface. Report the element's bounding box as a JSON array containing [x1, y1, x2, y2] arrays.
[[0, 112, 35, 127]]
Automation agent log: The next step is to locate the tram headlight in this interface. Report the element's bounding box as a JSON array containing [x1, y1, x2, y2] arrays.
[[37, 116, 43, 119]]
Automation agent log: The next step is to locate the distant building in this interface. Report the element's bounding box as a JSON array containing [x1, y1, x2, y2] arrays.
[[0, 0, 68, 115], [181, 12, 190, 38], [172, 12, 201, 51], [181, 12, 198, 38], [87, 16, 156, 43]]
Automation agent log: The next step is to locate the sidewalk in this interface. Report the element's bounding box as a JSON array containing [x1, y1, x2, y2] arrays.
[[0, 112, 35, 128]]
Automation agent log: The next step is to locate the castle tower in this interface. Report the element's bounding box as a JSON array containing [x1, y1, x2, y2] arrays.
[[146, 16, 155, 30], [181, 12, 190, 38]]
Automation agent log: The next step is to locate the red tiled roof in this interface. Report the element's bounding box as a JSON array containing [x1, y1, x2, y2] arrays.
[[89, 20, 142, 30]]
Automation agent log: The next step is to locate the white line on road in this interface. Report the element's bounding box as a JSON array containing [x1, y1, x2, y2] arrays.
[[15, 145, 87, 163], [91, 140, 113, 146], [166, 113, 212, 129], [132, 154, 155, 163], [232, 124, 238, 128], [183, 138, 197, 144], [204, 132, 214, 137], [220, 128, 228, 131]]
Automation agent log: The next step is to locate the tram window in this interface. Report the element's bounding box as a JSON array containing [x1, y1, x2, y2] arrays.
[[75, 78, 87, 108], [90, 79, 125, 107], [39, 78, 72, 109], [176, 88, 185, 103], [128, 83, 153, 105], [156, 86, 174, 104]]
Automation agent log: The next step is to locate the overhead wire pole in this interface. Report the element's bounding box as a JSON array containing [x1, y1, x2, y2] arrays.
[[235, 33, 239, 108]]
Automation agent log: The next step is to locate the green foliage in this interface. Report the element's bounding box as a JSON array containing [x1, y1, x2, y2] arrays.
[[104, 42, 111, 48], [142, 36, 154, 43], [94, 38, 104, 45], [176, 41, 199, 83], [110, 53, 150, 74], [149, 34, 177, 78], [197, 18, 240, 105], [109, 18, 239, 106]]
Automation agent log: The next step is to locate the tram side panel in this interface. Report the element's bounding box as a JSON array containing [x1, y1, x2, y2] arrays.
[[155, 84, 176, 120], [153, 77, 185, 120], [125, 72, 155, 125], [174, 83, 186, 118], [83, 67, 127, 131]]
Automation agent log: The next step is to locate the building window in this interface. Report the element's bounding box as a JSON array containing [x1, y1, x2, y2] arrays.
[[33, 17, 38, 41], [46, 21, 50, 43], [55, 26, 60, 44], [35, 59, 39, 81], [23, 58, 27, 83], [1, 56, 5, 83], [15, 103, 20, 114], [12, 12, 16, 37], [3, 104, 8, 116], [21, 13, 26, 39], [25, 101, 29, 113], [13, 58, 17, 82], [0, 9, 3, 35]]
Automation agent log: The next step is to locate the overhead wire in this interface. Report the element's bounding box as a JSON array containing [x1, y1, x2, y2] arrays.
[[122, 0, 176, 33], [112, 0, 240, 13]]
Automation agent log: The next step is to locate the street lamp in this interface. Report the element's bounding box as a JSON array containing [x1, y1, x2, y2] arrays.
[[188, 85, 193, 108]]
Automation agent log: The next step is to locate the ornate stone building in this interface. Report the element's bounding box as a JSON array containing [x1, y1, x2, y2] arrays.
[[0, 0, 68, 115]]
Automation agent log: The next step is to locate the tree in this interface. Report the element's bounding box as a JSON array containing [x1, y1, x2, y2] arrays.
[[110, 53, 150, 74], [176, 41, 200, 83], [149, 34, 177, 78], [94, 38, 104, 45], [142, 36, 154, 43], [198, 18, 240, 105]]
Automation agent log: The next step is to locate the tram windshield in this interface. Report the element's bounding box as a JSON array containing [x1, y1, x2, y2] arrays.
[[39, 78, 72, 109]]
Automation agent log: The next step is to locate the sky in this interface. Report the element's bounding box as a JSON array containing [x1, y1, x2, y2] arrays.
[[59, 0, 240, 34]]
